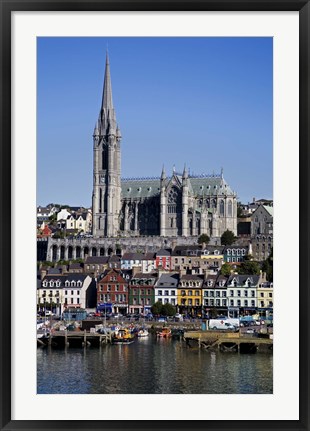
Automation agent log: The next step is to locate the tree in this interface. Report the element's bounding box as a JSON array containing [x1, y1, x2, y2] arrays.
[[161, 303, 176, 317], [237, 260, 261, 275], [220, 263, 231, 276], [221, 230, 237, 246], [198, 234, 210, 245], [262, 248, 273, 281], [151, 301, 163, 316]]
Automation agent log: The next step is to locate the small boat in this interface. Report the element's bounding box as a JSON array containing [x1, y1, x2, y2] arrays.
[[157, 327, 172, 338], [112, 328, 135, 344], [137, 329, 149, 338]]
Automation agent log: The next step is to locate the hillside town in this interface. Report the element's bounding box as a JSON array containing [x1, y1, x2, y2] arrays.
[[37, 199, 273, 322]]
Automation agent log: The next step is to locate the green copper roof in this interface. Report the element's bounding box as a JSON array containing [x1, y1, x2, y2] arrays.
[[121, 175, 235, 200]]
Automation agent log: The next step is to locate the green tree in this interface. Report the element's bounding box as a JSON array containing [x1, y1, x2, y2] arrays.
[[237, 202, 243, 218], [151, 301, 163, 316], [237, 260, 261, 275], [198, 234, 210, 245], [220, 263, 231, 276], [161, 303, 176, 317], [221, 230, 237, 246], [262, 248, 273, 281]]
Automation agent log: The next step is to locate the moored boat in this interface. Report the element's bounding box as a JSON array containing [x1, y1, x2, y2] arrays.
[[157, 327, 172, 338], [112, 328, 135, 344], [137, 329, 149, 338]]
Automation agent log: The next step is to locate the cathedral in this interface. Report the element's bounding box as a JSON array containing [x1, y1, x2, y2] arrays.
[[92, 54, 237, 239]]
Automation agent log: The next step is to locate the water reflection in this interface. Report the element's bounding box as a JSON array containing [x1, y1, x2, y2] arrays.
[[37, 336, 272, 394]]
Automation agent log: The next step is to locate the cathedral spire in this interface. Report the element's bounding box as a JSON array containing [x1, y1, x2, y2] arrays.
[[101, 51, 113, 112]]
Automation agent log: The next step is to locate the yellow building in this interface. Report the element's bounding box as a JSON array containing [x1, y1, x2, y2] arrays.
[[177, 274, 204, 317], [257, 280, 273, 317]]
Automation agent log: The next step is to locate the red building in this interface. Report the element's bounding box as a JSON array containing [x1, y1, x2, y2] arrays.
[[97, 269, 129, 315], [155, 249, 171, 271]]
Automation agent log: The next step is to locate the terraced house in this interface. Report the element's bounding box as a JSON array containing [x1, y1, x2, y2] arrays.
[[97, 269, 128, 315], [37, 273, 95, 315], [128, 272, 157, 315], [202, 274, 228, 315], [177, 274, 204, 317], [227, 274, 260, 313], [154, 273, 179, 306]]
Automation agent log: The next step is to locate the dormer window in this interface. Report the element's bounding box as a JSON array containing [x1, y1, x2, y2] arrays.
[[65, 280, 70, 287], [77, 280, 82, 287], [49, 281, 54, 287], [56, 280, 61, 287], [227, 249, 231, 256], [42, 281, 48, 288], [207, 280, 212, 287], [214, 250, 219, 255], [71, 281, 76, 287]]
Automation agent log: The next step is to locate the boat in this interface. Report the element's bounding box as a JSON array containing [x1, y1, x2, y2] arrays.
[[157, 327, 172, 338], [137, 329, 149, 338], [112, 328, 135, 344]]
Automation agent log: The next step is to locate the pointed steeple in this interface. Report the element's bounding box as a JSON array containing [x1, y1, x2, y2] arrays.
[[182, 164, 188, 180], [161, 165, 166, 180], [99, 51, 117, 135], [101, 52, 113, 112]]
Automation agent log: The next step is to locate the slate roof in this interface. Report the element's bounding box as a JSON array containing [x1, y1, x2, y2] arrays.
[[155, 273, 179, 287], [85, 256, 110, 264], [228, 274, 260, 286], [263, 205, 273, 216], [141, 253, 156, 260], [40, 273, 89, 288], [156, 249, 171, 257], [121, 253, 144, 261], [120, 175, 234, 200]]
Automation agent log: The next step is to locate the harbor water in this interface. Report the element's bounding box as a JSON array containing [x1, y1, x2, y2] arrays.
[[37, 336, 273, 394]]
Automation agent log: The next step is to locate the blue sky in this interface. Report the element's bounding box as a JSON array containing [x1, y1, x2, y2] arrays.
[[37, 37, 273, 207]]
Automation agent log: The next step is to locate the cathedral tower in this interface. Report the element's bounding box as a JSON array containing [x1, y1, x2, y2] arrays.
[[92, 53, 122, 237]]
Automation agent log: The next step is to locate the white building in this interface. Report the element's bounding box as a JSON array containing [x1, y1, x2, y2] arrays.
[[154, 273, 179, 306]]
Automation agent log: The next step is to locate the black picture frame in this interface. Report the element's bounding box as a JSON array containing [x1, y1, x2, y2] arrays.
[[1, 1, 309, 430]]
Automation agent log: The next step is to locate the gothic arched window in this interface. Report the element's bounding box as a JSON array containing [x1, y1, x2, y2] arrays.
[[228, 200, 232, 216], [220, 200, 224, 215]]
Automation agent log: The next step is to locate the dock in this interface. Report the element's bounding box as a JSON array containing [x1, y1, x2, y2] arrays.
[[38, 330, 113, 348], [183, 331, 273, 353]]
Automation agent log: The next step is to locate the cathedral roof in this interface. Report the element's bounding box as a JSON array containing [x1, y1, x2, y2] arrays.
[[120, 175, 235, 199]]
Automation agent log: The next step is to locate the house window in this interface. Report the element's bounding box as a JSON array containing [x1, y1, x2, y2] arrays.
[[158, 290, 162, 296], [237, 290, 241, 297], [210, 291, 214, 297], [230, 290, 233, 297], [188, 290, 192, 296], [71, 290, 74, 295], [222, 291, 227, 297], [260, 292, 264, 297], [204, 291, 208, 297], [65, 290, 67, 295], [216, 299, 220, 307], [195, 299, 199, 306], [222, 299, 227, 306], [164, 290, 169, 296], [77, 298, 80, 304], [244, 300, 248, 306], [251, 300, 255, 307], [171, 290, 175, 296], [244, 290, 248, 297], [237, 300, 241, 306], [251, 291, 255, 297], [230, 300, 234, 306], [195, 290, 199, 296], [171, 299, 175, 305], [269, 293, 272, 298], [204, 299, 209, 306], [216, 291, 220, 297], [71, 298, 74, 304]]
